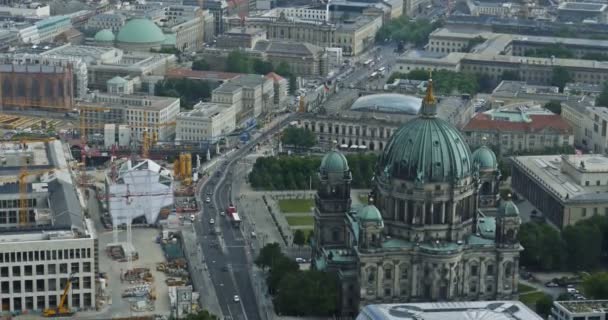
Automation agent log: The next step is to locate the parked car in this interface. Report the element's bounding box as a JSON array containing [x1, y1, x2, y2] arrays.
[[295, 258, 307, 263], [233, 295, 240, 302], [545, 282, 559, 287], [209, 218, 215, 225]]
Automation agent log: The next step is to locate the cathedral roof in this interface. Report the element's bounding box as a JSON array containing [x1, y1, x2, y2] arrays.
[[357, 205, 383, 223], [377, 79, 472, 183], [498, 199, 520, 217], [320, 150, 349, 174], [472, 145, 498, 171]]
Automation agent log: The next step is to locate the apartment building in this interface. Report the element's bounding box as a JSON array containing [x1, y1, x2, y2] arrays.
[[81, 93, 180, 142], [0, 140, 97, 313], [176, 102, 236, 142]]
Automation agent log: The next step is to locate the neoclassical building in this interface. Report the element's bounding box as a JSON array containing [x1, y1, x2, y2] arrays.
[[312, 80, 522, 315]]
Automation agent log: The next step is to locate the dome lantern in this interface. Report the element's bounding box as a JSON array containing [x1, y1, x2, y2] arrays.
[[420, 72, 437, 117]]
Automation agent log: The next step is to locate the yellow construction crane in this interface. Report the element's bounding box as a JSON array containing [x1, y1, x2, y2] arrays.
[[43, 273, 77, 317]]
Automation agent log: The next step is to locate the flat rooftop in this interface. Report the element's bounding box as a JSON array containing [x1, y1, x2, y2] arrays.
[[556, 300, 608, 314], [179, 102, 232, 118], [88, 93, 179, 111], [558, 2, 607, 12], [512, 154, 608, 203], [358, 301, 543, 320]]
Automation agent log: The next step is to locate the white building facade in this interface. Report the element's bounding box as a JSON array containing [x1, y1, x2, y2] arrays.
[[176, 102, 236, 142]]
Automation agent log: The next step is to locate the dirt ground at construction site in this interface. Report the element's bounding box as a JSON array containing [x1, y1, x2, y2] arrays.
[[97, 228, 171, 318]]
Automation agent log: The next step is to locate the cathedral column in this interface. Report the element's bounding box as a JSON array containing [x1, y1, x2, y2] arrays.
[[429, 203, 434, 224], [376, 263, 383, 300], [393, 198, 399, 221], [411, 263, 418, 297], [421, 202, 426, 225], [403, 200, 409, 223], [441, 202, 446, 224], [393, 261, 400, 299]]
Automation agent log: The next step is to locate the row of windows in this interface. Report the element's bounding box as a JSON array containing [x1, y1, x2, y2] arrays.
[[0, 275, 93, 293], [0, 292, 93, 311], [304, 122, 396, 138], [0, 199, 37, 209], [0, 248, 92, 263]]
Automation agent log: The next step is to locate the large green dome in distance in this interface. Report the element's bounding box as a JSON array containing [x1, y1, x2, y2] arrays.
[[320, 150, 349, 173], [472, 145, 498, 171], [116, 19, 165, 44], [377, 80, 472, 183]]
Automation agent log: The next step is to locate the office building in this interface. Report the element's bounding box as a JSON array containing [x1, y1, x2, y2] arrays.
[[81, 92, 180, 142], [512, 154, 608, 229], [557, 2, 608, 23], [85, 12, 126, 33], [216, 27, 267, 49], [253, 40, 328, 76], [463, 106, 574, 154], [265, 72, 288, 107], [176, 102, 236, 142], [358, 301, 542, 320], [0, 139, 97, 313], [550, 300, 608, 320]]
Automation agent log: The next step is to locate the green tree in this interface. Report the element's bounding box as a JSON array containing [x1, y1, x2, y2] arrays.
[[275, 62, 292, 78], [293, 229, 306, 248], [544, 100, 562, 115], [267, 255, 299, 294], [226, 50, 252, 73], [155, 78, 211, 108], [582, 272, 608, 299], [563, 223, 602, 271], [253, 58, 274, 74], [551, 66, 572, 92], [375, 18, 443, 46], [596, 83, 608, 107], [185, 310, 219, 320], [518, 223, 565, 270], [535, 294, 554, 318], [281, 127, 316, 149], [255, 243, 282, 270], [192, 59, 211, 71], [274, 270, 339, 316]]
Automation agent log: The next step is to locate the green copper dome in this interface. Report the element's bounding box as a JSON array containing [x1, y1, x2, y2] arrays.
[[116, 19, 165, 44], [378, 117, 472, 183], [498, 199, 519, 217], [472, 146, 498, 171], [320, 150, 349, 173], [357, 205, 383, 222], [377, 79, 472, 183], [94, 29, 115, 42]]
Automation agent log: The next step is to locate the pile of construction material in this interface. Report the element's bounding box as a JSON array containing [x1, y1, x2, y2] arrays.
[[122, 284, 153, 298], [106, 245, 139, 262], [122, 268, 154, 284], [157, 259, 190, 285]]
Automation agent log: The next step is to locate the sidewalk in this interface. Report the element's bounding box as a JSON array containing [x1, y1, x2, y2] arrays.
[[182, 227, 223, 317]]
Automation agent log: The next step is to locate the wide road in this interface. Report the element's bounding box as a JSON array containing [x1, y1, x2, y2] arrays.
[[195, 114, 301, 320]]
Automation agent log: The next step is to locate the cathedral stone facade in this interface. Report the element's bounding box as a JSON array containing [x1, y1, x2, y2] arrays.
[[312, 80, 522, 316]]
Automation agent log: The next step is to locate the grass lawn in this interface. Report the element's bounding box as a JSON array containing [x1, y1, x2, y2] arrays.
[[358, 194, 369, 204], [286, 215, 314, 226], [278, 199, 314, 213], [518, 283, 537, 294], [519, 291, 546, 307]]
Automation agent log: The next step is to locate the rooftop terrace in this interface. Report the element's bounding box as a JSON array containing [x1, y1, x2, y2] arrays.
[[556, 300, 608, 314]]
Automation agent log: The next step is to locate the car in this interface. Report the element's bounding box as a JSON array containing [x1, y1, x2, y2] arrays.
[[206, 197, 211, 203], [190, 214, 195, 222], [295, 257, 307, 263], [545, 282, 559, 287], [221, 266, 229, 272], [220, 211, 225, 216], [207, 191, 212, 195], [233, 295, 240, 302], [209, 218, 215, 224]]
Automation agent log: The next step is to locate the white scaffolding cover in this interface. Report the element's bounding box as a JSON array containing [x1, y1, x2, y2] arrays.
[[108, 159, 174, 224]]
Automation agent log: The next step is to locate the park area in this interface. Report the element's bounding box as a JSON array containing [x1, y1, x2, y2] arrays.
[[278, 199, 314, 237]]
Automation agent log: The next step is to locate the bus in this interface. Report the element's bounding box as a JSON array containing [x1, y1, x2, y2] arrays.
[[232, 212, 241, 228]]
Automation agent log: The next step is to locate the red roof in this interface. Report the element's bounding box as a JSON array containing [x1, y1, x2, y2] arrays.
[[464, 113, 573, 134], [265, 72, 285, 82], [166, 68, 241, 81]]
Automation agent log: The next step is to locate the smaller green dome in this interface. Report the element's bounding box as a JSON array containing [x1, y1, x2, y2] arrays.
[[357, 205, 383, 222], [498, 199, 519, 217], [94, 29, 115, 42], [320, 150, 349, 173], [472, 146, 498, 170]]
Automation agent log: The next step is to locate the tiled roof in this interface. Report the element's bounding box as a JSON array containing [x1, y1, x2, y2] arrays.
[[464, 113, 573, 134], [265, 72, 284, 82], [166, 68, 241, 81]]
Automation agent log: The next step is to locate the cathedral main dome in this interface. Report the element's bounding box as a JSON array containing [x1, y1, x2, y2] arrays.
[[376, 80, 473, 183]]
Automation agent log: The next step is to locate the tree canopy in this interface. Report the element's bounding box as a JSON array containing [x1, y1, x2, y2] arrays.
[[535, 294, 554, 318], [550, 67, 572, 92], [155, 78, 211, 108], [184, 310, 218, 320], [281, 127, 316, 149], [543, 101, 562, 115], [596, 83, 608, 107], [293, 229, 306, 248], [518, 213, 608, 272], [387, 69, 482, 95], [248, 153, 378, 190], [225, 50, 294, 78], [375, 18, 443, 47], [582, 272, 608, 299], [192, 59, 211, 71], [256, 243, 339, 316]]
